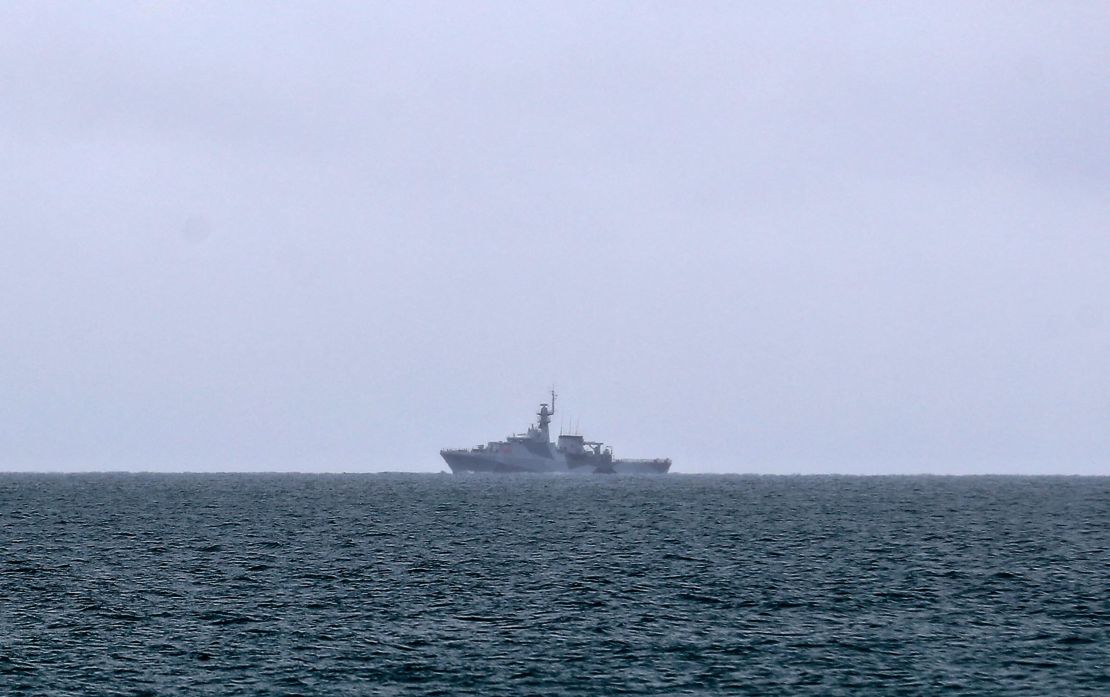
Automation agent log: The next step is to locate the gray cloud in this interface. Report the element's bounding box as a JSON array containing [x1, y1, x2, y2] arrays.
[[2, 2, 1108, 472]]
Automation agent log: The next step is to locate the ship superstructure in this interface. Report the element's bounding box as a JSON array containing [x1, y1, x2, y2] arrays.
[[440, 392, 671, 474]]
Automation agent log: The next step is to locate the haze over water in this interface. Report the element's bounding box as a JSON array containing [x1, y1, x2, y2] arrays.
[[3, 473, 1107, 695], [3, 3, 1109, 474]]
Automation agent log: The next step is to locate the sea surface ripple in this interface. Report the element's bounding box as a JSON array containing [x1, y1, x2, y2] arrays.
[[1, 473, 1108, 695]]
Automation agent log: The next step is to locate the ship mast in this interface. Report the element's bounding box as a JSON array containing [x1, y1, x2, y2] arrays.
[[536, 389, 556, 442]]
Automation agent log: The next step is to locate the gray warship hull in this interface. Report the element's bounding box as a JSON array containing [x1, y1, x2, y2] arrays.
[[441, 448, 670, 475], [440, 392, 671, 475]]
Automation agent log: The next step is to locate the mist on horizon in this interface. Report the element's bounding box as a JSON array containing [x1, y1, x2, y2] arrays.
[[2, 3, 1108, 474]]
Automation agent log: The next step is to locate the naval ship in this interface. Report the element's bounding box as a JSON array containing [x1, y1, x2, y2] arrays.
[[440, 393, 671, 474]]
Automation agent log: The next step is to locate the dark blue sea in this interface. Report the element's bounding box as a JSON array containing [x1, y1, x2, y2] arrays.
[[1, 474, 1107, 695]]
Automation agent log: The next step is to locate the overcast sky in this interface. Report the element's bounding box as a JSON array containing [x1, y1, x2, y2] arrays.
[[2, 2, 1108, 473]]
